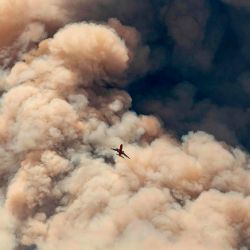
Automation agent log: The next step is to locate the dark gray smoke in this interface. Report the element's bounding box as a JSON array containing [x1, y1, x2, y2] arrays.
[[0, 1, 250, 250], [127, 0, 250, 151]]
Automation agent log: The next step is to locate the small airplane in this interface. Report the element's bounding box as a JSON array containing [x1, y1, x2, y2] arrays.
[[112, 144, 130, 159]]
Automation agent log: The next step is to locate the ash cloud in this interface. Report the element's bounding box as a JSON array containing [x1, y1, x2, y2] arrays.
[[0, 1, 250, 250], [222, 0, 250, 9], [135, 82, 250, 150], [128, 0, 250, 151]]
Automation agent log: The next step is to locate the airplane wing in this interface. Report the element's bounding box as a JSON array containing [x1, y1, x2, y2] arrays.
[[122, 152, 130, 159], [111, 148, 118, 152]]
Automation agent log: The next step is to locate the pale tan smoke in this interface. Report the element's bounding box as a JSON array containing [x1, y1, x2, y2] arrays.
[[0, 2, 250, 250], [0, 0, 69, 68], [108, 18, 150, 78]]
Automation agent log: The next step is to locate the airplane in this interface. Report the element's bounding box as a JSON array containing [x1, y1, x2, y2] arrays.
[[112, 144, 130, 159]]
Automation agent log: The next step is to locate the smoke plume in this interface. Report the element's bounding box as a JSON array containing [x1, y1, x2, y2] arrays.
[[0, 1, 250, 250]]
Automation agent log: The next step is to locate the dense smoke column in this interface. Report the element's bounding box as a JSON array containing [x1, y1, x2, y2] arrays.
[[0, 1, 250, 250]]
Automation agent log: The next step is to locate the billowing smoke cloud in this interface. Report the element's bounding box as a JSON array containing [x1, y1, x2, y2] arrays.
[[0, 1, 250, 250], [0, 0, 70, 68], [137, 82, 250, 149]]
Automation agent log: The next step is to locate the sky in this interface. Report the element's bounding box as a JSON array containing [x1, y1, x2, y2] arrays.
[[0, 1, 250, 250]]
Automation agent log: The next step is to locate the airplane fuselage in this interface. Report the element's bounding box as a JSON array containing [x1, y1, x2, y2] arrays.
[[112, 144, 130, 159]]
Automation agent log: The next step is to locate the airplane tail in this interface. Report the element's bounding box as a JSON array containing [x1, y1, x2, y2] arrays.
[[117, 154, 124, 158]]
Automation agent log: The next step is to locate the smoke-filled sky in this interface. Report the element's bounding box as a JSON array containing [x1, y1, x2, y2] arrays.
[[0, 1, 250, 250]]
